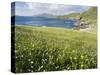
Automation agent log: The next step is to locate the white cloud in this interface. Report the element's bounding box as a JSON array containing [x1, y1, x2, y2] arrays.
[[15, 2, 91, 16]]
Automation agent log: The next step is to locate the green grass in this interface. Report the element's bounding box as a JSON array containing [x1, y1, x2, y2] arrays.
[[15, 26, 97, 73]]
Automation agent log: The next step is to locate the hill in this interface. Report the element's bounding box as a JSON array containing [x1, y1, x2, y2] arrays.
[[57, 7, 97, 24], [80, 7, 97, 24], [57, 13, 80, 19]]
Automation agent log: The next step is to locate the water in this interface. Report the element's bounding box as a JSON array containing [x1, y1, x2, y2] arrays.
[[12, 16, 77, 28]]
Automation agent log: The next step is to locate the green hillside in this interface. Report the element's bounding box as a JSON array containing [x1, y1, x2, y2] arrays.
[[80, 7, 97, 24], [58, 7, 97, 24], [81, 7, 97, 19], [57, 13, 80, 19]]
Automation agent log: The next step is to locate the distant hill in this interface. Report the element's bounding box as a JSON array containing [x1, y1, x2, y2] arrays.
[[34, 13, 55, 18], [57, 7, 97, 24], [57, 13, 80, 19]]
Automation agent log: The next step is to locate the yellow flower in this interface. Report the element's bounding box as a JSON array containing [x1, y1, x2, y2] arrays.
[[81, 64, 84, 68], [32, 44, 34, 47]]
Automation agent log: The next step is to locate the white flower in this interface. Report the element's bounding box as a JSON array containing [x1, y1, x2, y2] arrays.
[[15, 56, 18, 59], [29, 53, 31, 55], [40, 65, 43, 69], [21, 55, 24, 58], [31, 66, 33, 68], [56, 66, 59, 69], [28, 59, 31, 61], [15, 50, 17, 53], [28, 69, 31, 72], [31, 70, 34, 72], [30, 61, 33, 64]]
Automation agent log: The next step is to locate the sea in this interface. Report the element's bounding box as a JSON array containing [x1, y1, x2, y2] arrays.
[[11, 16, 77, 28]]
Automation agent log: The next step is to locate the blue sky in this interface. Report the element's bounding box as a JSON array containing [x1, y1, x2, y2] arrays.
[[13, 2, 91, 16]]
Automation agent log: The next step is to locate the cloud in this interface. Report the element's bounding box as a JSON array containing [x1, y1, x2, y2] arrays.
[[14, 2, 91, 16], [15, 2, 29, 9]]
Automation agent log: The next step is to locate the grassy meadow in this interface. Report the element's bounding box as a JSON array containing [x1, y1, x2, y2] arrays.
[[15, 26, 97, 73]]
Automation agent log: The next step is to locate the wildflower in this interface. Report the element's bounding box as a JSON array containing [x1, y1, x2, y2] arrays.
[[67, 67, 70, 70], [28, 69, 31, 72], [15, 56, 18, 59], [21, 55, 24, 58], [52, 63, 55, 65], [81, 64, 84, 68], [32, 44, 34, 47], [31, 70, 34, 72], [31, 66, 33, 68], [56, 66, 59, 69], [30, 61, 33, 64], [15, 50, 17, 53], [29, 52, 31, 55], [81, 55, 84, 59], [28, 59, 31, 61], [40, 65, 43, 68]]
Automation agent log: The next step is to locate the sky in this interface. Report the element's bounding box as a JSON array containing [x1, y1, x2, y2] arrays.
[[12, 2, 91, 16]]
